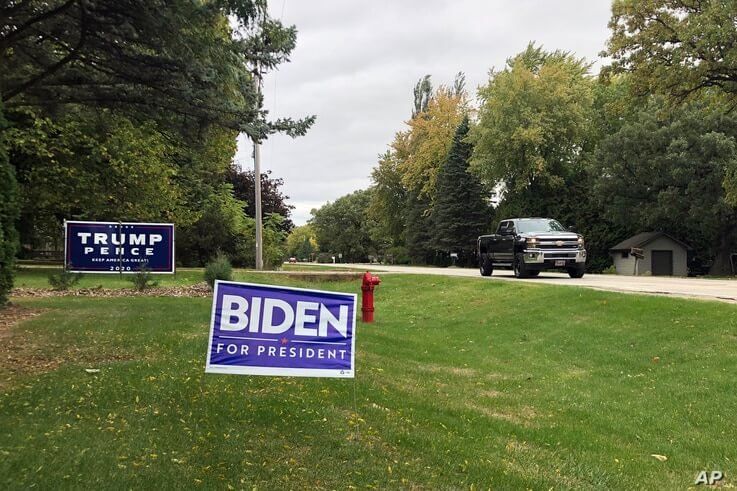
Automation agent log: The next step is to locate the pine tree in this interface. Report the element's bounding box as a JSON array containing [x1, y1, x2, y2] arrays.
[[0, 104, 20, 305], [432, 117, 490, 266], [404, 190, 434, 264]]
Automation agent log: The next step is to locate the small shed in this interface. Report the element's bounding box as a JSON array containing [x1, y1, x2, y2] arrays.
[[609, 232, 690, 276]]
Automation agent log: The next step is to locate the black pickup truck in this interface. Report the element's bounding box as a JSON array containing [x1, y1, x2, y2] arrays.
[[477, 218, 586, 278]]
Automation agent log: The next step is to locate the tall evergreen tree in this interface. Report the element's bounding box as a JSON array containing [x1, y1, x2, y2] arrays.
[[0, 104, 19, 305], [432, 117, 490, 265], [1, 1, 315, 138], [404, 189, 434, 264]]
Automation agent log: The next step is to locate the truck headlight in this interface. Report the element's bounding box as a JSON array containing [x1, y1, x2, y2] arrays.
[[526, 238, 538, 247], [577, 237, 584, 248]]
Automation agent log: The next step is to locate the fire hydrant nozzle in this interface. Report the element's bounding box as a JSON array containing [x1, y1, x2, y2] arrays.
[[361, 271, 381, 323]]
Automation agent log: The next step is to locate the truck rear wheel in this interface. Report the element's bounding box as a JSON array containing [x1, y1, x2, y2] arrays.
[[513, 254, 530, 279], [479, 257, 493, 277]]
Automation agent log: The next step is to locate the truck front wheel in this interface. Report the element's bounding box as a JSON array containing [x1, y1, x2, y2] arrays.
[[513, 254, 530, 279], [479, 257, 493, 277], [567, 265, 585, 278]]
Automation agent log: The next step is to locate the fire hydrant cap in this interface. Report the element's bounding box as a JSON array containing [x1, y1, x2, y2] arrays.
[[362, 271, 380, 288], [363, 271, 380, 285]]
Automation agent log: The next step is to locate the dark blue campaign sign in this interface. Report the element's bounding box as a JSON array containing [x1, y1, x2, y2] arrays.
[[206, 281, 357, 378], [65, 221, 175, 274]]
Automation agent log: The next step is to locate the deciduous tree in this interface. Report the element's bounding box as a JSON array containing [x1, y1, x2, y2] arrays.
[[604, 0, 737, 105], [470, 43, 593, 197], [368, 150, 407, 247], [399, 86, 467, 199], [412, 75, 433, 118], [310, 189, 377, 263], [286, 224, 318, 260], [226, 166, 295, 233], [6, 108, 180, 252], [596, 99, 737, 275]]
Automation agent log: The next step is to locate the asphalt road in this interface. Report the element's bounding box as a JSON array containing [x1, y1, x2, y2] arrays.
[[313, 263, 737, 304]]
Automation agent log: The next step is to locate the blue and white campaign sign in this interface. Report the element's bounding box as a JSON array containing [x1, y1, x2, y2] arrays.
[[64, 220, 175, 274], [206, 281, 357, 378]]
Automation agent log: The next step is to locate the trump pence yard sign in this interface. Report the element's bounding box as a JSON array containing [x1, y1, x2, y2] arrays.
[[65, 220, 175, 274], [206, 281, 357, 378]]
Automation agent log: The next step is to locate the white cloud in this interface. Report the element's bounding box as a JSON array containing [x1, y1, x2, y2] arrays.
[[236, 0, 613, 225]]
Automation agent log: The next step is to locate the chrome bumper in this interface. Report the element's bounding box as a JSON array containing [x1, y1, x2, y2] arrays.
[[522, 248, 586, 264]]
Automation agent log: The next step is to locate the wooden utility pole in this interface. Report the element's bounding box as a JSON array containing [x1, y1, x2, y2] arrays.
[[252, 46, 264, 271], [253, 131, 263, 270], [253, 136, 264, 271]]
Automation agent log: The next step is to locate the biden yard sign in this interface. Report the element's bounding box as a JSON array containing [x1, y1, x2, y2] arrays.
[[65, 220, 175, 274], [206, 281, 357, 378]]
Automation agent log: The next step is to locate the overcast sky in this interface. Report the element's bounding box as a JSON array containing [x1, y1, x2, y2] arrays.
[[234, 0, 613, 225]]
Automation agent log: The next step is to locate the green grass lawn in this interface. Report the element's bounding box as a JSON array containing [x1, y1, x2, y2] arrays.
[[12, 266, 209, 289], [13, 265, 367, 289], [281, 263, 371, 272], [2, 273, 736, 489]]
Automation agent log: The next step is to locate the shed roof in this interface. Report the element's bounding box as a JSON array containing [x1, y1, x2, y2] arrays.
[[610, 231, 691, 252]]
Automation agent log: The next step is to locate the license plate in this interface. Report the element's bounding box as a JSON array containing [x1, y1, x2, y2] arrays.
[[555, 260, 566, 267]]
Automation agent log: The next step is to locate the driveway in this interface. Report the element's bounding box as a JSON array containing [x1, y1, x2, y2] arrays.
[[310, 263, 737, 304]]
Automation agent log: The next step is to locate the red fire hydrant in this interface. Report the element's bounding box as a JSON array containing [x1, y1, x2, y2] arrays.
[[361, 271, 381, 323]]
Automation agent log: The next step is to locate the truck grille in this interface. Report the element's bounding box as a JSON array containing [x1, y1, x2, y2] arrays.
[[537, 240, 579, 249]]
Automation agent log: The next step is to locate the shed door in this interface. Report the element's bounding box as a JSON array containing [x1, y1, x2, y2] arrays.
[[651, 250, 673, 276]]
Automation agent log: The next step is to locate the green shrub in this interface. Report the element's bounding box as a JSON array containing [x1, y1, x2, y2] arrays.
[[128, 263, 159, 291], [433, 252, 452, 268], [48, 269, 83, 291], [316, 252, 334, 264], [204, 253, 233, 288], [385, 246, 410, 265], [602, 265, 618, 275]]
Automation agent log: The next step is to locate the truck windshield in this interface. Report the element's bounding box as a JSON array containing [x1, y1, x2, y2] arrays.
[[516, 219, 567, 233]]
